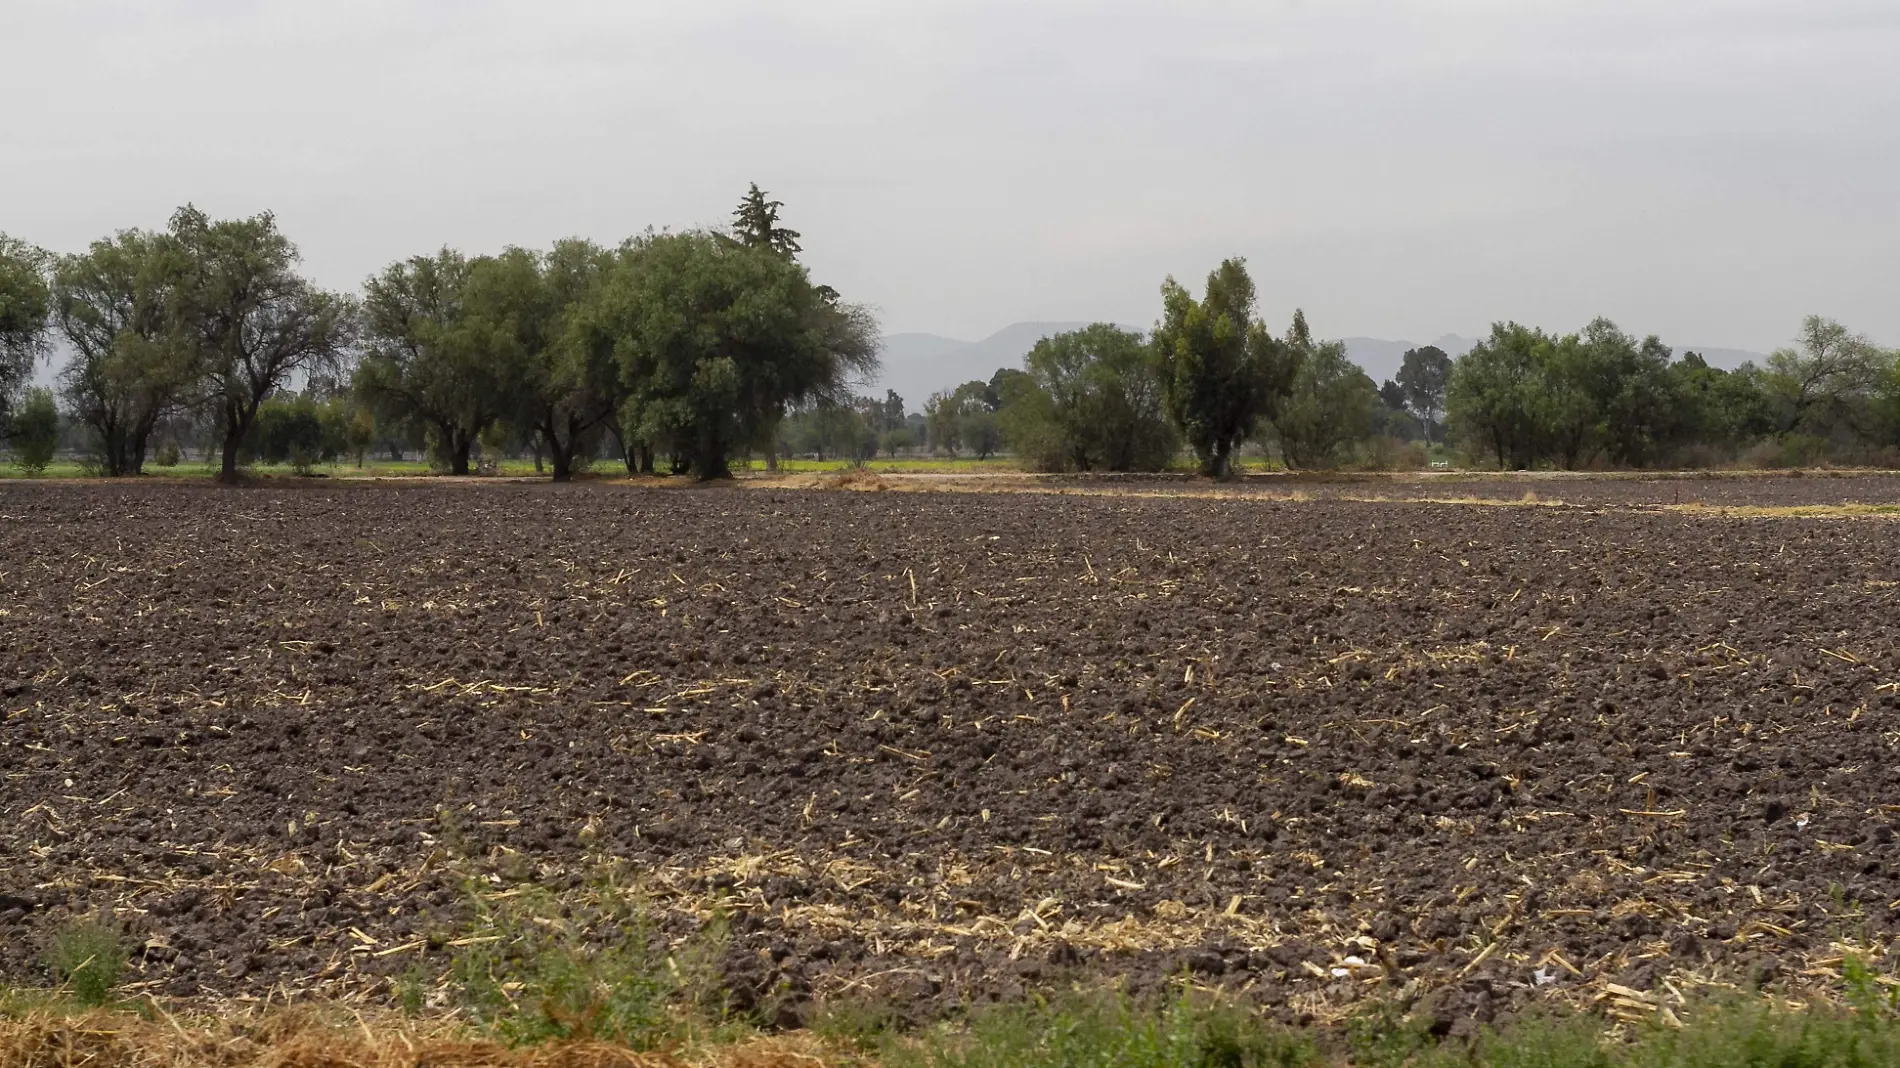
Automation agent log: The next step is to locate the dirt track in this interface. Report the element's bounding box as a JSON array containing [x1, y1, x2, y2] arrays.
[[3, 480, 1899, 1026]]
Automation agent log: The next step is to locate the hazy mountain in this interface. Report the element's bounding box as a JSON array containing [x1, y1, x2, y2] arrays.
[[869, 321, 1139, 411], [1341, 335, 1481, 385]]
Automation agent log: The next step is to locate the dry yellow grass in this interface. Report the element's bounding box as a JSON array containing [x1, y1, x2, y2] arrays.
[[0, 1009, 850, 1068]]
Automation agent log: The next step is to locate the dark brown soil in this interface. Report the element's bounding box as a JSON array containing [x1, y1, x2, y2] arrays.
[[3, 479, 1899, 1026]]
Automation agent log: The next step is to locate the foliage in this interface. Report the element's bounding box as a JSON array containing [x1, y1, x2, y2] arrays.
[[1012, 324, 1178, 472], [1447, 322, 1562, 470], [167, 205, 356, 482], [249, 393, 343, 473], [1444, 316, 1893, 469], [478, 240, 618, 480], [447, 876, 729, 1050], [880, 425, 917, 456], [0, 235, 52, 425], [9, 387, 60, 474], [51, 228, 195, 476], [1153, 259, 1301, 478], [1758, 315, 1889, 438], [1396, 345, 1452, 443], [1272, 315, 1379, 469], [41, 918, 127, 1009], [608, 229, 876, 479], [924, 382, 996, 458], [358, 249, 516, 476], [730, 183, 803, 259]]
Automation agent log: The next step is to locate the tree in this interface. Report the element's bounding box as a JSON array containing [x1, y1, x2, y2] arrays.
[[0, 235, 51, 425], [249, 393, 331, 473], [1564, 319, 1679, 468], [1446, 323, 1555, 470], [986, 367, 1032, 411], [479, 241, 618, 481], [1759, 316, 1888, 438], [731, 183, 803, 258], [1395, 345, 1451, 443], [9, 387, 60, 475], [609, 231, 875, 480], [52, 229, 195, 476], [1153, 259, 1300, 478], [879, 425, 916, 457], [357, 249, 517, 476], [961, 403, 1001, 460], [923, 388, 966, 456], [1018, 324, 1177, 471], [879, 390, 905, 433], [1274, 328, 1380, 469], [1671, 353, 1774, 451], [168, 206, 355, 482]]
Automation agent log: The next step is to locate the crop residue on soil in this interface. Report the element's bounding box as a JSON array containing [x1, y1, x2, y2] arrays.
[[2, 480, 1899, 1025]]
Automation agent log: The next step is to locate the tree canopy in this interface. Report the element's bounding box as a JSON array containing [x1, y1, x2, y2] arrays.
[[0, 235, 52, 426]]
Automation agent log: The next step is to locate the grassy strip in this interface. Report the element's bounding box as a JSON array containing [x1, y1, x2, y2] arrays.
[[10, 900, 1900, 1067], [5, 990, 1900, 1068]]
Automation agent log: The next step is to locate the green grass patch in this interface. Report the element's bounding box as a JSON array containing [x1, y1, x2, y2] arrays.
[[441, 869, 738, 1050]]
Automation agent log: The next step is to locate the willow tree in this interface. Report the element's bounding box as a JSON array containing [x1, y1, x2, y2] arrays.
[[609, 231, 876, 480], [472, 241, 619, 481]]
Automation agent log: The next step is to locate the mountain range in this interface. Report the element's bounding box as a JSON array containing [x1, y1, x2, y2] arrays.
[[866, 324, 1768, 412]]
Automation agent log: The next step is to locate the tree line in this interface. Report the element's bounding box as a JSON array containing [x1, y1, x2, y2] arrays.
[[911, 273, 1896, 474], [0, 186, 874, 481], [4, 201, 1896, 478]]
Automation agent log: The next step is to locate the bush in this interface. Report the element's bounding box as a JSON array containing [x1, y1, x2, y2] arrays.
[[9, 387, 59, 475], [447, 876, 729, 1050], [153, 439, 182, 468], [1359, 436, 1428, 472], [41, 917, 127, 1008], [1738, 435, 1831, 470]]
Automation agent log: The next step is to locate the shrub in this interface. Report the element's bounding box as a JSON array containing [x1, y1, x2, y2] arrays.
[[447, 876, 730, 1050], [41, 917, 127, 1008], [9, 387, 59, 475]]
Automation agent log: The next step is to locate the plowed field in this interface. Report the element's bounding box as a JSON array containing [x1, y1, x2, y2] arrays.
[[4, 480, 1899, 1026]]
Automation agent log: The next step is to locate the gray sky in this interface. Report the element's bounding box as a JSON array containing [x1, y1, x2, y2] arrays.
[[8, 0, 1897, 352]]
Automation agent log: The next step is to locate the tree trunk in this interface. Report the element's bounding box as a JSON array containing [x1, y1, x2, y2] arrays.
[[219, 432, 242, 483], [451, 435, 472, 476], [547, 432, 573, 482], [637, 444, 654, 475]]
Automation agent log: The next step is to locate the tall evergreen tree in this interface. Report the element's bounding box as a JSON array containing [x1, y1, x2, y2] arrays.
[[731, 183, 803, 258]]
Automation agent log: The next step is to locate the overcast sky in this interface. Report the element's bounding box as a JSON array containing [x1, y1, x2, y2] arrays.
[[7, 0, 1896, 351]]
